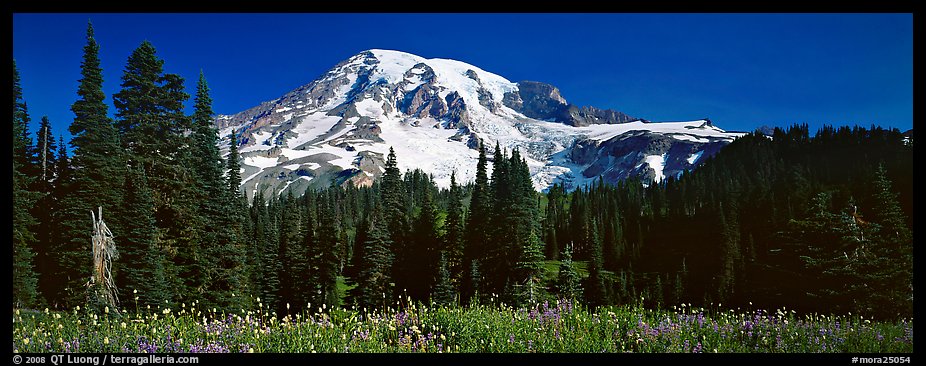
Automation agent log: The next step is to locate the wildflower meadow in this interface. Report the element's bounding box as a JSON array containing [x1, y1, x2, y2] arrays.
[[12, 297, 913, 353]]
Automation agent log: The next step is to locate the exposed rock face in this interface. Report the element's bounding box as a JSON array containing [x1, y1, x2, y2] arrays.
[[503, 81, 568, 121], [501, 80, 640, 127], [215, 49, 743, 200]]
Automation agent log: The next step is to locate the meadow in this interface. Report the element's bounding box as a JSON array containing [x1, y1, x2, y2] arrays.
[[12, 297, 913, 353]]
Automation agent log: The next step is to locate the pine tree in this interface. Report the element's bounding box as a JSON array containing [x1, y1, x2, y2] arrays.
[[405, 180, 440, 301], [190, 72, 247, 311], [56, 22, 126, 308], [856, 165, 913, 318], [583, 219, 607, 308], [444, 172, 466, 291], [543, 184, 566, 261], [32, 116, 58, 187], [227, 129, 242, 195], [513, 230, 547, 306], [432, 252, 456, 306], [113, 40, 194, 303], [350, 206, 394, 311], [249, 191, 281, 312], [300, 192, 318, 309], [717, 201, 742, 303], [556, 244, 582, 302], [381, 148, 408, 298], [483, 143, 511, 298], [314, 190, 342, 308], [462, 142, 490, 304], [117, 167, 168, 311], [279, 191, 307, 314], [601, 213, 625, 272], [13, 60, 41, 308], [30, 117, 59, 300], [45, 136, 72, 306]]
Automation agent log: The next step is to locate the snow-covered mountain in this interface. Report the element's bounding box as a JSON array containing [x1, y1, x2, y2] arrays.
[[215, 49, 744, 200]]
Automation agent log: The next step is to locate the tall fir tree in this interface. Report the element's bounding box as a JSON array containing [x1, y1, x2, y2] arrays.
[[483, 143, 511, 298], [513, 230, 547, 306], [300, 191, 318, 309], [226, 129, 242, 195], [432, 252, 456, 306], [402, 179, 440, 301], [462, 142, 490, 303], [46, 136, 72, 306], [117, 167, 168, 311], [381, 148, 408, 298], [113, 40, 196, 304], [583, 219, 607, 308], [56, 22, 125, 308], [556, 244, 582, 302], [13, 60, 41, 308], [32, 116, 58, 186], [314, 190, 343, 308], [862, 164, 913, 318], [716, 200, 742, 303], [349, 205, 394, 311], [279, 191, 307, 314], [189, 72, 248, 311], [31, 116, 60, 307], [246, 192, 265, 301], [444, 172, 466, 291], [249, 191, 281, 312]]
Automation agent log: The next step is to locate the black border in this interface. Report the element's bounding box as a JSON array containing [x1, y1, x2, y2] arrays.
[[8, 2, 920, 364]]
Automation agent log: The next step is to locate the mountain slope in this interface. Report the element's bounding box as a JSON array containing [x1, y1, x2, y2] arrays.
[[215, 49, 743, 199]]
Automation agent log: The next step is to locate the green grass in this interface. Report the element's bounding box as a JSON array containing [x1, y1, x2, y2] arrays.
[[542, 260, 589, 282], [336, 276, 357, 307], [12, 299, 912, 353]]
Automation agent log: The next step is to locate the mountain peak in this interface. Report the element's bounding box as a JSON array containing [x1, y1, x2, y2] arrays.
[[215, 50, 744, 200]]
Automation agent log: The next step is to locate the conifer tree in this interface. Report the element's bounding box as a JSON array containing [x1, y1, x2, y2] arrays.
[[113, 40, 195, 303], [314, 190, 342, 308], [13, 60, 40, 308], [44, 137, 71, 305], [279, 191, 307, 314], [117, 167, 168, 310], [483, 143, 511, 297], [56, 22, 125, 308], [513, 230, 547, 306], [264, 197, 283, 312], [862, 164, 913, 318], [226, 129, 242, 195], [190, 72, 247, 311], [432, 252, 456, 306], [556, 244, 582, 302], [350, 205, 394, 311], [381, 148, 408, 298], [583, 219, 607, 308], [30, 117, 59, 301], [717, 201, 742, 303], [444, 172, 466, 290], [462, 142, 490, 303], [404, 180, 440, 301]]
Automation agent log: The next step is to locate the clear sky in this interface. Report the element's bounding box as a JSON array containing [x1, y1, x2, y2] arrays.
[[13, 13, 913, 151]]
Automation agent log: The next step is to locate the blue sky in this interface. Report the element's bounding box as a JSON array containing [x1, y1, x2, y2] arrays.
[[13, 13, 913, 150]]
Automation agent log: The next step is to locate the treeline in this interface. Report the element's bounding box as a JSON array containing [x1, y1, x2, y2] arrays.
[[13, 22, 913, 320], [14, 23, 252, 313], [542, 124, 912, 319]]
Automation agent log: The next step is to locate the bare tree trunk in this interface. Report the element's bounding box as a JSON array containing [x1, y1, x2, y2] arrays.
[[41, 124, 47, 182], [86, 207, 119, 310]]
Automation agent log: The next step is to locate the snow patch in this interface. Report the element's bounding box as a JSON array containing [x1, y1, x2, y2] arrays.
[[644, 153, 668, 183], [687, 150, 704, 165], [244, 156, 280, 169]]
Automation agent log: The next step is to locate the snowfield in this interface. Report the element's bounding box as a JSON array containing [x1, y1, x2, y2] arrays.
[[218, 49, 744, 198]]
